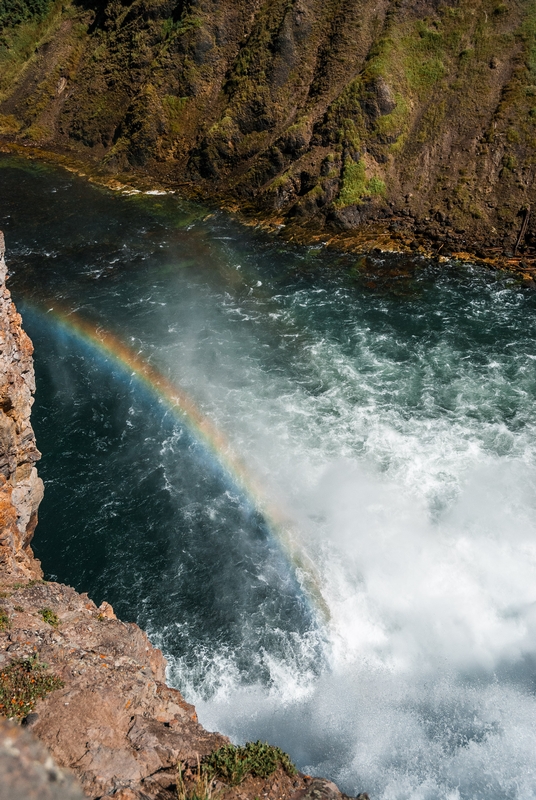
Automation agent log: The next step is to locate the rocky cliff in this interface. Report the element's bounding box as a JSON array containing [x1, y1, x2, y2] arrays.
[[1, 0, 536, 263], [0, 232, 363, 800], [0, 231, 43, 581]]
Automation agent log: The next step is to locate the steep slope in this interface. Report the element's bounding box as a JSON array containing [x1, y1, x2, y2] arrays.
[[0, 232, 43, 580], [1, 1, 536, 256]]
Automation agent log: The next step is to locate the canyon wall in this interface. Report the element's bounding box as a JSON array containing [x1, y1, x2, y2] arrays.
[[1, 0, 536, 259], [0, 231, 43, 580]]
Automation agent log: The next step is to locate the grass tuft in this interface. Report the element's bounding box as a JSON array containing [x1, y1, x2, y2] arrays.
[[39, 607, 59, 627], [0, 655, 63, 720], [202, 741, 297, 786], [177, 758, 214, 800], [0, 609, 10, 631]]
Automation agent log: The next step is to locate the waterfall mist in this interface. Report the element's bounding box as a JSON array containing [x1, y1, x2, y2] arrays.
[[2, 154, 536, 799]]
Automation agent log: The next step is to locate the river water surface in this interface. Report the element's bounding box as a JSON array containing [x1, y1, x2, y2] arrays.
[[2, 155, 536, 799]]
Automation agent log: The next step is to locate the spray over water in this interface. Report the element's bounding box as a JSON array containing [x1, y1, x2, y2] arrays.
[[2, 155, 536, 799]]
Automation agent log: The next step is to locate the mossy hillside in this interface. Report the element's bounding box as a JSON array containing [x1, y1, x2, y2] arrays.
[[0, 0, 68, 103], [1, 0, 536, 252]]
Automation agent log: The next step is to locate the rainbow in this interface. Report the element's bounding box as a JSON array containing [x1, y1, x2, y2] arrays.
[[31, 303, 330, 622]]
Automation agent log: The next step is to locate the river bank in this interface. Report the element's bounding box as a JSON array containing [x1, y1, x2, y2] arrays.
[[3, 1, 536, 280], [2, 139, 536, 288]]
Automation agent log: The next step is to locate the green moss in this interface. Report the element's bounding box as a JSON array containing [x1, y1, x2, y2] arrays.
[[202, 741, 297, 786], [0, 655, 63, 720], [375, 93, 409, 138], [336, 158, 367, 206], [162, 95, 188, 136], [506, 127, 521, 143], [0, 0, 67, 96], [270, 171, 292, 190], [402, 24, 446, 92], [367, 176, 386, 196], [417, 100, 446, 142], [0, 114, 21, 133], [336, 158, 385, 207], [0, 0, 52, 30], [161, 14, 203, 40], [22, 123, 50, 140]]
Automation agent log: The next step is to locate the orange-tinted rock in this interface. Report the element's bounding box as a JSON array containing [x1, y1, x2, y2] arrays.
[[0, 232, 43, 581]]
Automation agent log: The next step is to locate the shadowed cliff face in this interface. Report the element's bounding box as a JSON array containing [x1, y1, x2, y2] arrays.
[[1, 1, 536, 255]]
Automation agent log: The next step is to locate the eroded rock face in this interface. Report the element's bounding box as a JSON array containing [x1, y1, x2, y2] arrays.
[[0, 581, 227, 799], [0, 232, 43, 581]]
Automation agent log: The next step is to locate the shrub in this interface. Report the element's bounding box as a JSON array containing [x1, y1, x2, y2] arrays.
[[0, 609, 10, 631], [39, 607, 59, 627], [202, 741, 297, 786], [0, 655, 63, 720], [0, 0, 52, 28]]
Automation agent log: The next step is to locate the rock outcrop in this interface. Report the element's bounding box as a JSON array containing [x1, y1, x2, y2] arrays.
[[0, 232, 43, 581], [0, 230, 364, 799], [0, 579, 227, 799], [2, 0, 536, 263]]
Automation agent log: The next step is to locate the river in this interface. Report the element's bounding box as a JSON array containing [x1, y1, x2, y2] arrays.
[[2, 154, 536, 799]]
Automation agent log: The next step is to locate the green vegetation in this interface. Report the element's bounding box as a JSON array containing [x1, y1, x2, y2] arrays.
[[402, 21, 447, 91], [39, 607, 59, 626], [12, 579, 45, 589], [0, 655, 63, 720], [0, 0, 51, 29], [202, 741, 297, 786], [162, 95, 188, 136], [336, 158, 385, 207], [177, 761, 214, 800], [0, 0, 66, 99], [0, 609, 10, 631]]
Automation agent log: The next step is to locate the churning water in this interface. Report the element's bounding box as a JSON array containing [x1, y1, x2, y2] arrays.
[[2, 155, 536, 799]]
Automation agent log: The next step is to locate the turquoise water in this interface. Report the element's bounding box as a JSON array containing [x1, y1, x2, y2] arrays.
[[2, 155, 536, 799]]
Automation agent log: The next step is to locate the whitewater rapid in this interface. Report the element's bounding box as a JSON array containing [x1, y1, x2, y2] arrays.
[[3, 154, 536, 799]]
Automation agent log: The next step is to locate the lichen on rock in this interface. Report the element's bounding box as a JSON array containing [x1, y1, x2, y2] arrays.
[[0, 231, 43, 581]]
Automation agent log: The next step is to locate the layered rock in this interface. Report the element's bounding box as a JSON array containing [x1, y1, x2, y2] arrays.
[[0, 231, 43, 580], [0, 231, 364, 800]]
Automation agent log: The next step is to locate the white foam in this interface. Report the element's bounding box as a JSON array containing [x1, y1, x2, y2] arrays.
[[136, 257, 536, 798]]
